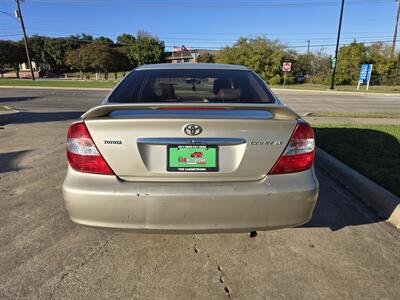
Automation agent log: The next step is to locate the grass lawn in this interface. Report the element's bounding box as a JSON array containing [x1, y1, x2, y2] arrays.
[[307, 112, 400, 119], [271, 83, 400, 94], [0, 79, 117, 89], [314, 124, 400, 196]]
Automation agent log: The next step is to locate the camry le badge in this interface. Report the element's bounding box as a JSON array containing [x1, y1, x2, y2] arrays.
[[250, 140, 283, 146]]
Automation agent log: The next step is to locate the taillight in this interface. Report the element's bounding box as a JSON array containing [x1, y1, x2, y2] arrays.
[[268, 122, 315, 175], [66, 122, 114, 175]]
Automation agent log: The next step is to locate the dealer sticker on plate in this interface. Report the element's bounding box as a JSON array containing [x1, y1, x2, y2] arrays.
[[167, 145, 218, 172]]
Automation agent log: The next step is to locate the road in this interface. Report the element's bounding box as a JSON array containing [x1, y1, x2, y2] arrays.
[[0, 88, 399, 300], [274, 89, 400, 114]]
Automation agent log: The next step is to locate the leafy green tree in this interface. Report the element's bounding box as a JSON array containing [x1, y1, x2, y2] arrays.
[[386, 53, 400, 85], [109, 47, 131, 78], [335, 41, 367, 85], [197, 53, 215, 63], [65, 46, 92, 79], [117, 33, 136, 45], [366, 42, 394, 85], [116, 33, 135, 71], [127, 32, 165, 66], [216, 37, 286, 84], [94, 36, 114, 45], [0, 40, 14, 77], [0, 40, 25, 78], [308, 51, 331, 84], [28, 35, 48, 66], [44, 38, 72, 70]]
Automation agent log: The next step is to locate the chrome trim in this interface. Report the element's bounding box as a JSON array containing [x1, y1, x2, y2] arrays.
[[137, 138, 246, 145]]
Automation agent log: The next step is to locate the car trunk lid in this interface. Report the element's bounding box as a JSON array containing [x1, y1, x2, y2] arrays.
[[83, 103, 299, 182]]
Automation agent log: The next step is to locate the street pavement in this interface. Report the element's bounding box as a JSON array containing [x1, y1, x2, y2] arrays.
[[275, 89, 400, 115], [0, 88, 399, 299]]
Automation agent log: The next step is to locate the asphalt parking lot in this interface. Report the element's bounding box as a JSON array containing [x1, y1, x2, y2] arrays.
[[0, 88, 399, 299]]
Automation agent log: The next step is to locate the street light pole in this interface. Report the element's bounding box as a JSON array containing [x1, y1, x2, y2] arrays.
[[16, 0, 35, 80], [330, 0, 345, 90], [391, 0, 400, 58]]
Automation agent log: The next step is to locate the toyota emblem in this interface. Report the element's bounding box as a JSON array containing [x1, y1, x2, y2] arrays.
[[183, 124, 202, 136]]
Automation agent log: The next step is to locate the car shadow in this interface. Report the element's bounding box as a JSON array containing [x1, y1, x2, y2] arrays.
[[300, 126, 399, 231], [302, 167, 383, 231], [12, 111, 84, 124], [0, 150, 31, 173], [0, 96, 40, 103]]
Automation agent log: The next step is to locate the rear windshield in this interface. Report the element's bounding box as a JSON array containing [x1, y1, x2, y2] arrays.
[[108, 69, 275, 103]]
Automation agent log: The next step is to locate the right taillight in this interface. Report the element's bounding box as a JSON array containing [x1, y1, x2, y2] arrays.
[[66, 122, 114, 175], [268, 122, 315, 175]]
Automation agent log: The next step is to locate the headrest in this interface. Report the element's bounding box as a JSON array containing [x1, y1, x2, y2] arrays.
[[213, 79, 232, 94], [217, 88, 241, 100]]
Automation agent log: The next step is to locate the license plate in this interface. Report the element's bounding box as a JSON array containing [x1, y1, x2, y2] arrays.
[[167, 145, 218, 172]]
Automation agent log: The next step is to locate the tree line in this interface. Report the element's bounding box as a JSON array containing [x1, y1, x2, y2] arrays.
[[0, 31, 165, 79], [213, 37, 400, 85], [1, 33, 399, 85]]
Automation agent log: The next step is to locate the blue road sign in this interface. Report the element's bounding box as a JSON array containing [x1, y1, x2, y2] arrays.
[[358, 64, 372, 83]]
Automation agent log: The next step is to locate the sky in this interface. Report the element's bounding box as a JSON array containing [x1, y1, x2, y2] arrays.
[[0, 0, 398, 54]]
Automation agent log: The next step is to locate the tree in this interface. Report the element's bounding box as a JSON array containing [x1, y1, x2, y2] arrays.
[[335, 41, 367, 85], [216, 37, 286, 84], [0, 40, 25, 78], [308, 51, 331, 84], [109, 47, 131, 79], [127, 32, 165, 66], [116, 33, 136, 71], [197, 53, 215, 63], [28, 35, 87, 72], [386, 53, 400, 85], [94, 36, 114, 45], [117, 33, 136, 45], [44, 38, 74, 70], [366, 42, 394, 85], [28, 35, 48, 66], [65, 46, 92, 79]]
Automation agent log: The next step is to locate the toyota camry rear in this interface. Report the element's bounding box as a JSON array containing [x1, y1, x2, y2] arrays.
[[62, 63, 318, 232]]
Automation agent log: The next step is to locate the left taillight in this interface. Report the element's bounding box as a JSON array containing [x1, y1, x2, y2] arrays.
[[66, 122, 114, 175], [268, 121, 315, 175]]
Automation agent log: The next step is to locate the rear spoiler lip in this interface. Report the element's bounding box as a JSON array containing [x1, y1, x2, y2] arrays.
[[81, 102, 299, 120]]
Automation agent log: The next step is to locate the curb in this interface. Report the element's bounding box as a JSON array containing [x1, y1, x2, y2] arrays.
[[0, 109, 20, 126], [0, 85, 111, 91], [316, 147, 400, 229], [272, 88, 398, 97]]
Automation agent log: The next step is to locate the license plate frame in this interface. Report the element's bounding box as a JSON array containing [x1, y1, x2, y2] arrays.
[[167, 145, 219, 172]]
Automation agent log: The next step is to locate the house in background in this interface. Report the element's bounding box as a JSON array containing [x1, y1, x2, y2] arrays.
[[165, 46, 219, 63]]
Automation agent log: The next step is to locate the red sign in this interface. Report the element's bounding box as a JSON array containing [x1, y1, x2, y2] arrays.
[[282, 62, 292, 72]]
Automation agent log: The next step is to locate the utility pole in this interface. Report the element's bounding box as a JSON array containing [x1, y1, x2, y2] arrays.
[[391, 0, 400, 58], [306, 40, 311, 75], [16, 0, 35, 80], [330, 0, 345, 90]]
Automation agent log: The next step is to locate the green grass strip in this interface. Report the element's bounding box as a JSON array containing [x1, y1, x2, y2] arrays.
[[314, 124, 400, 197]]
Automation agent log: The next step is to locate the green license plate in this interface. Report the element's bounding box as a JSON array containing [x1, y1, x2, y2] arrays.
[[167, 145, 218, 172]]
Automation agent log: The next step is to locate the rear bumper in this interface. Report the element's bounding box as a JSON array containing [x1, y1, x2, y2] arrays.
[[62, 167, 319, 232]]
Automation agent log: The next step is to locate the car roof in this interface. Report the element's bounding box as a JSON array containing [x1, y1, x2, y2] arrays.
[[136, 63, 250, 71]]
